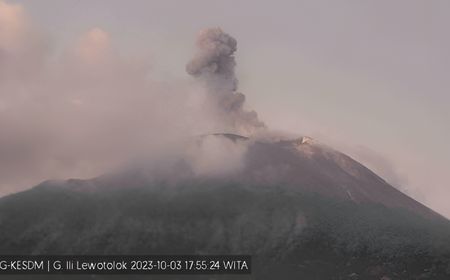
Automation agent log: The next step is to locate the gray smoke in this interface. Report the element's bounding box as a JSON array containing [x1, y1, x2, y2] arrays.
[[0, 2, 257, 196], [186, 28, 265, 135]]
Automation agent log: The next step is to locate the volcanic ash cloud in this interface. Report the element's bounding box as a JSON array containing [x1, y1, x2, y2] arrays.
[[186, 27, 265, 135]]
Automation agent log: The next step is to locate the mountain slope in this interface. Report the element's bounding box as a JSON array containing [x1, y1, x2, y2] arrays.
[[0, 134, 449, 279], [241, 136, 443, 220]]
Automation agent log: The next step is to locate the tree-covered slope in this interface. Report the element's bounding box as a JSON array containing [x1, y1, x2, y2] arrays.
[[1, 181, 449, 279]]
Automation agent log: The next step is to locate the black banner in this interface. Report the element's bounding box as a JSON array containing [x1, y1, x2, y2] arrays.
[[0, 255, 251, 274]]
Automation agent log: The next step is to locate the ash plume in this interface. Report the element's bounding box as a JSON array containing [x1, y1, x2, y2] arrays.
[[0, 1, 257, 195], [186, 28, 265, 135]]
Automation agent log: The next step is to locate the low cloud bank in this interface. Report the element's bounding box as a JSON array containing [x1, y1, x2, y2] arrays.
[[0, 1, 262, 194]]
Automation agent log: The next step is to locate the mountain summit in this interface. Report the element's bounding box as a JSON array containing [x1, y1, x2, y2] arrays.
[[0, 133, 449, 279]]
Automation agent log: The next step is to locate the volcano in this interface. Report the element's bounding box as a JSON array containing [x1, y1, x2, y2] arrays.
[[0, 134, 449, 280]]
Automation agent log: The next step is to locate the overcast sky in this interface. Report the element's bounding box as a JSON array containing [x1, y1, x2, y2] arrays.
[[2, 0, 450, 217]]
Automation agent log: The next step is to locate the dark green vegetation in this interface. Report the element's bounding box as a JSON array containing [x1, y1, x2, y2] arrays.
[[1, 182, 449, 280]]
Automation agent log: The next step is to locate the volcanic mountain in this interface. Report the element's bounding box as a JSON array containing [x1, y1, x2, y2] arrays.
[[0, 134, 449, 280]]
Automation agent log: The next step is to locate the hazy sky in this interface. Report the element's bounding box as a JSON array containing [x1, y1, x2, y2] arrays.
[[2, 0, 449, 217]]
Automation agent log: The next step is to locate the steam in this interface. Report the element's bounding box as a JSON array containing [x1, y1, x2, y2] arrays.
[[185, 135, 248, 177], [0, 1, 256, 194], [186, 28, 265, 135]]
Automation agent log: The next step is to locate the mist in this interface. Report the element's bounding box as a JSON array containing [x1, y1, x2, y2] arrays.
[[0, 1, 257, 195], [1, 0, 449, 219]]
